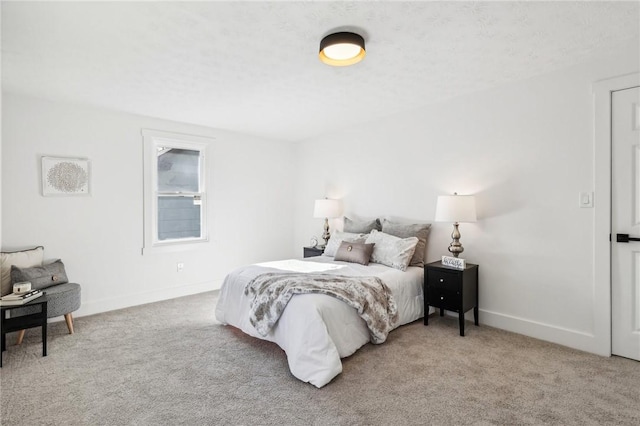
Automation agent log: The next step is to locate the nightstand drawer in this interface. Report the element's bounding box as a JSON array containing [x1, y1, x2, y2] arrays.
[[426, 287, 460, 311], [428, 269, 460, 290]]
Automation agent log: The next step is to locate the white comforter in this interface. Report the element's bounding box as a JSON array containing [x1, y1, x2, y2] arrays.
[[214, 256, 424, 387]]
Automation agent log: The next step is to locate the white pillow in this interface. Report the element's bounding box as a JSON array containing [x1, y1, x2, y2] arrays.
[[0, 246, 45, 296], [365, 230, 418, 271], [323, 231, 368, 257]]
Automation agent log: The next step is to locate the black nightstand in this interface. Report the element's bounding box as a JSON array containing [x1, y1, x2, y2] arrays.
[[424, 261, 479, 336], [303, 246, 325, 258]]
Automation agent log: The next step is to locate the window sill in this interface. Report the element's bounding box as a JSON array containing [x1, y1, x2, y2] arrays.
[[142, 238, 209, 255]]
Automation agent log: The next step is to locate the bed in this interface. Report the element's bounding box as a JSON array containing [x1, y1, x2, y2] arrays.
[[215, 220, 431, 387]]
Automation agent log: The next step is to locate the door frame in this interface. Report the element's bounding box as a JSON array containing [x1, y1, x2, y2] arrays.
[[594, 72, 640, 356]]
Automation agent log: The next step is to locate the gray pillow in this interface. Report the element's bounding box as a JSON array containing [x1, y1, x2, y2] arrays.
[[365, 230, 419, 271], [381, 220, 431, 268], [11, 259, 69, 290], [343, 217, 381, 234], [334, 241, 375, 265]]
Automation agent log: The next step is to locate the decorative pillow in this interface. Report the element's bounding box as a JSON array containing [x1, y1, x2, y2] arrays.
[[343, 217, 382, 234], [1, 246, 44, 296], [323, 231, 368, 257], [334, 241, 375, 265], [365, 230, 419, 271], [11, 259, 69, 290], [381, 220, 431, 268]]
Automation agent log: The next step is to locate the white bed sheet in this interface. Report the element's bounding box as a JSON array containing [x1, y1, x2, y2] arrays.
[[214, 256, 424, 387]]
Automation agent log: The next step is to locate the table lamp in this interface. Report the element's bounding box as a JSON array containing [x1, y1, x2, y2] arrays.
[[313, 199, 343, 246], [435, 193, 477, 257]]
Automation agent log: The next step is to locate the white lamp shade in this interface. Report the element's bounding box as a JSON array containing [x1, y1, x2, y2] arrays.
[[313, 199, 343, 218], [435, 195, 477, 223]]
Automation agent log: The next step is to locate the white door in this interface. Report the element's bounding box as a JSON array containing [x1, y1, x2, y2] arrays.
[[612, 86, 640, 361]]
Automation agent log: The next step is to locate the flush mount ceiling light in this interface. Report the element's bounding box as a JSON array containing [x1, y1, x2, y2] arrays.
[[319, 32, 366, 66]]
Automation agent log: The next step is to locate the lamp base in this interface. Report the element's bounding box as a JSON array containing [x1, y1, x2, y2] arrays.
[[448, 222, 464, 258], [322, 218, 331, 245]]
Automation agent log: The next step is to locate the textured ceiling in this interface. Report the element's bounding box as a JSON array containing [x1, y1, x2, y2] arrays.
[[2, 1, 639, 142]]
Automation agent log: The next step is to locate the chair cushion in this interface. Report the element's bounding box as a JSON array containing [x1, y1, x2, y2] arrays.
[[9, 283, 81, 319]]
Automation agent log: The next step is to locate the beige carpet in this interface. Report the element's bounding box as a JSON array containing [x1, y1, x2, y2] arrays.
[[1, 291, 638, 425]]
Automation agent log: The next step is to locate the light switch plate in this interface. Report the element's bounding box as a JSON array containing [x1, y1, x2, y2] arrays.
[[579, 191, 593, 208]]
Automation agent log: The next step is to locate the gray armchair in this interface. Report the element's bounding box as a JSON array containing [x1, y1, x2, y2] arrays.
[[10, 260, 81, 343]]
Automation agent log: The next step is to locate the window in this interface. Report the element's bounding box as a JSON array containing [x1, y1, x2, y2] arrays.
[[143, 129, 210, 253]]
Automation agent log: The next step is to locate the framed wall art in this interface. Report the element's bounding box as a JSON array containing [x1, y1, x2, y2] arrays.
[[41, 156, 91, 196]]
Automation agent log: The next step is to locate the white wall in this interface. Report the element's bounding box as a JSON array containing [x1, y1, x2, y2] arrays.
[[2, 93, 295, 317], [3, 39, 637, 356], [293, 40, 639, 356]]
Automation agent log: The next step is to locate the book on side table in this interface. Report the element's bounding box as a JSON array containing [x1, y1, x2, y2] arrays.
[[0, 289, 44, 306]]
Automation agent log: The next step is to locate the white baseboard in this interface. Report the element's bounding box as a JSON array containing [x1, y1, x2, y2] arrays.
[[72, 279, 224, 319], [478, 309, 608, 356]]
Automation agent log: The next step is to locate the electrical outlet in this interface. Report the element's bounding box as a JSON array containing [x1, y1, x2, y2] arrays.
[[177, 262, 184, 272]]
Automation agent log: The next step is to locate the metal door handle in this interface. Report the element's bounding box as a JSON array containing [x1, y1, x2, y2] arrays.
[[617, 234, 640, 243]]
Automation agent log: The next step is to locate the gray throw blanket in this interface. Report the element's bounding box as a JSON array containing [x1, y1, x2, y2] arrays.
[[244, 273, 398, 344]]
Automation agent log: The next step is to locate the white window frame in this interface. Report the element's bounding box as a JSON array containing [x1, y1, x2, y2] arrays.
[[142, 129, 211, 254]]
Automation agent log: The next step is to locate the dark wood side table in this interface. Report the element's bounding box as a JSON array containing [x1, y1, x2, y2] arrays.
[[1, 295, 48, 367], [303, 246, 325, 258], [424, 261, 479, 336]]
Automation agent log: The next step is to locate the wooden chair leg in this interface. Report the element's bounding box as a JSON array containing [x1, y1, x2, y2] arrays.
[[16, 330, 26, 345], [64, 313, 74, 334]]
